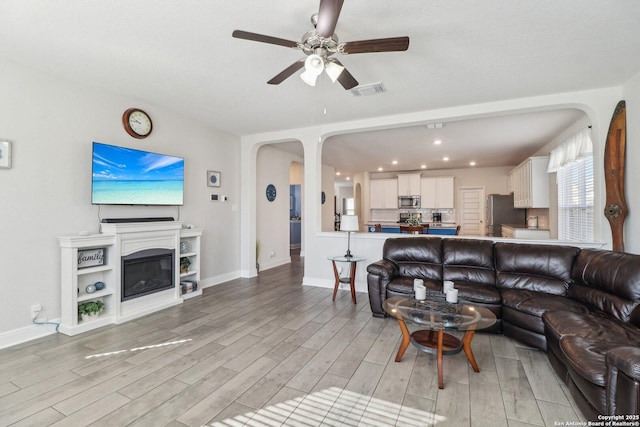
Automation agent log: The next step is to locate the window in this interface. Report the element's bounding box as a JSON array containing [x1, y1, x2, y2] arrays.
[[557, 157, 594, 241], [548, 128, 594, 241]]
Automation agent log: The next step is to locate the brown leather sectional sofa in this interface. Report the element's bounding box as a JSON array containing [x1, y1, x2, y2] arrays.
[[366, 237, 640, 419]]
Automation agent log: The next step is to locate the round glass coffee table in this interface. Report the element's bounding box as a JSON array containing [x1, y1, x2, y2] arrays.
[[383, 294, 496, 389]]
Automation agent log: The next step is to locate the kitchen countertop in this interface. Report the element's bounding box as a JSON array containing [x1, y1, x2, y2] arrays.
[[502, 224, 550, 231]]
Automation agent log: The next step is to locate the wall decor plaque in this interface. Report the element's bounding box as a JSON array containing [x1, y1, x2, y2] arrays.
[[78, 248, 105, 269]]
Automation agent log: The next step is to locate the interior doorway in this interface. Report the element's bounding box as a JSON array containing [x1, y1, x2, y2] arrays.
[[458, 187, 486, 236]]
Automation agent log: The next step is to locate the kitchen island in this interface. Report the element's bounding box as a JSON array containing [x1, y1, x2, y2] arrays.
[[367, 222, 459, 235]]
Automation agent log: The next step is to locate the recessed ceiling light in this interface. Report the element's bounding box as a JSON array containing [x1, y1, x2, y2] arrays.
[[377, 167, 384, 171], [470, 161, 476, 166], [433, 140, 442, 145], [421, 164, 427, 169], [346, 177, 351, 181], [336, 172, 341, 176], [443, 157, 449, 161], [392, 160, 398, 165]]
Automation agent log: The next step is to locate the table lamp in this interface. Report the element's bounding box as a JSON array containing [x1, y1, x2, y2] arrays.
[[340, 215, 359, 258]]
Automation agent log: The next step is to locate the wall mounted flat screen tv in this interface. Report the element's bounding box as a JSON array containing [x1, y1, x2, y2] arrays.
[[92, 142, 184, 205]]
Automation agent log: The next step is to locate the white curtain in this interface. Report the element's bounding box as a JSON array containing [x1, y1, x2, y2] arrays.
[[547, 128, 593, 173]]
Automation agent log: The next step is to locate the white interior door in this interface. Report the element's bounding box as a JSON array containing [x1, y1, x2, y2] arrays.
[[458, 187, 485, 236]]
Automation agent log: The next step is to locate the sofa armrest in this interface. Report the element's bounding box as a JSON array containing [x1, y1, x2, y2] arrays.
[[366, 259, 399, 318], [606, 346, 640, 415], [366, 259, 399, 279]]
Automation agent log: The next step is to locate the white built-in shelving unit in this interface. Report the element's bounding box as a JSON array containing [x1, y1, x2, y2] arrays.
[[59, 222, 203, 335]]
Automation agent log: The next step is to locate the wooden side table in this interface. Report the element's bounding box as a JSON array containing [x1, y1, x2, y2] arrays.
[[328, 255, 365, 304]]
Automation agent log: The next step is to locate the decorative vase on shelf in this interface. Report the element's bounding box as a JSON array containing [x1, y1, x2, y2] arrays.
[[180, 241, 191, 254]]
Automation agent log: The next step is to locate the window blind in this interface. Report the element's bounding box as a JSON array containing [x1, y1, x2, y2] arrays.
[[557, 156, 594, 241]]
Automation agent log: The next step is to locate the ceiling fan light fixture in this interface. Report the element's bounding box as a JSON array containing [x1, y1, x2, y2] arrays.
[[305, 54, 325, 75], [325, 60, 344, 83], [301, 54, 325, 86], [300, 69, 319, 86]]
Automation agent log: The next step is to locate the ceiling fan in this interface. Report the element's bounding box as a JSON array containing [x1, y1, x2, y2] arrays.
[[232, 0, 410, 90]]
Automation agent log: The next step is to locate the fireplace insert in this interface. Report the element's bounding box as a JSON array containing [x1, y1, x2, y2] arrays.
[[121, 248, 174, 301]]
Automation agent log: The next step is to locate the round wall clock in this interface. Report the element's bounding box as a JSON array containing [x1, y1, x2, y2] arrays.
[[122, 108, 152, 139], [266, 184, 277, 202]]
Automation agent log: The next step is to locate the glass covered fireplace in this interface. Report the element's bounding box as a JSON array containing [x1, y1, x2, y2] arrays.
[[121, 248, 174, 301]]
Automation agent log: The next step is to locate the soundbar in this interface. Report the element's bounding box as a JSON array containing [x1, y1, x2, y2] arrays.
[[101, 217, 175, 223]]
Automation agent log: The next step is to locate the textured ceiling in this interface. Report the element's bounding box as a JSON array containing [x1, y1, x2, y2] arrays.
[[1, 1, 638, 177]]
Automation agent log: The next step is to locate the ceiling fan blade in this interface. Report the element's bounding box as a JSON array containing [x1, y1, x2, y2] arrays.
[[332, 60, 359, 90], [316, 0, 344, 38], [267, 61, 305, 85], [232, 30, 299, 49], [341, 36, 410, 54]]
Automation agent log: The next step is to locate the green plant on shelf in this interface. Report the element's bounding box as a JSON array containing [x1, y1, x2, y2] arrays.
[[180, 256, 191, 273], [78, 300, 104, 318]]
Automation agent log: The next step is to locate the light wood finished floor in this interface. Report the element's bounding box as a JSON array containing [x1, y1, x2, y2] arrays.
[[0, 254, 588, 426]]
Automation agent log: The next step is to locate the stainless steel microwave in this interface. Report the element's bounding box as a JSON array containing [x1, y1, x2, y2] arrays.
[[398, 196, 420, 209]]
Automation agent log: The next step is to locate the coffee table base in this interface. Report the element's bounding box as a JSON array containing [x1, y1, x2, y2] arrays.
[[393, 319, 480, 389]]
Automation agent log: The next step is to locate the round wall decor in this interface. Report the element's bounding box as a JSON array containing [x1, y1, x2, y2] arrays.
[[266, 184, 277, 202]]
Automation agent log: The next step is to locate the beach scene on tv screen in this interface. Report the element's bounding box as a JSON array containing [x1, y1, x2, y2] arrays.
[[92, 143, 184, 205]]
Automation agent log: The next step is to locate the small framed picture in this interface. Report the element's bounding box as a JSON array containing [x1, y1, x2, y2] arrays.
[[0, 141, 12, 169], [207, 170, 221, 187]]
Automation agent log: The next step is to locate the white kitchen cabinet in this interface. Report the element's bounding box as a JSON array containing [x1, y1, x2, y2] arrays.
[[397, 173, 421, 196], [370, 178, 398, 209], [420, 177, 454, 209], [508, 156, 549, 208]]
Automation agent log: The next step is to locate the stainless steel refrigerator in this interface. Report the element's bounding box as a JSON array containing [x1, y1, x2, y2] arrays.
[[486, 194, 526, 237]]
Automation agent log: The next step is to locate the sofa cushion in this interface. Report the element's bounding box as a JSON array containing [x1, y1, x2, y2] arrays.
[[383, 237, 443, 281], [568, 283, 640, 325], [495, 243, 579, 295], [570, 249, 640, 324], [443, 238, 496, 286], [454, 281, 501, 305], [543, 311, 640, 347], [561, 336, 609, 414], [560, 336, 609, 387], [501, 289, 589, 318], [501, 289, 588, 335], [572, 249, 640, 301], [386, 277, 441, 295], [501, 289, 588, 334]]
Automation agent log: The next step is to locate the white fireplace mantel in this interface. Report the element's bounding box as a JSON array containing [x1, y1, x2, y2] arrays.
[[58, 221, 202, 335]]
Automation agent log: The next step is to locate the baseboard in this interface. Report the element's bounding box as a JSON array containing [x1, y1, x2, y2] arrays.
[[0, 320, 60, 350], [259, 256, 291, 272], [199, 271, 242, 288]]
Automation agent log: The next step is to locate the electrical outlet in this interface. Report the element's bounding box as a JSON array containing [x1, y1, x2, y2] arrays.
[[31, 304, 42, 319]]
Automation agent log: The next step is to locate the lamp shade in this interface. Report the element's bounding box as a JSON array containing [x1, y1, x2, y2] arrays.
[[325, 60, 344, 83], [340, 215, 359, 232]]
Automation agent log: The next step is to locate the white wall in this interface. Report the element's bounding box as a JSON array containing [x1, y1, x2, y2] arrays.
[[321, 164, 335, 232], [256, 145, 302, 270], [623, 71, 640, 254], [0, 60, 241, 344]]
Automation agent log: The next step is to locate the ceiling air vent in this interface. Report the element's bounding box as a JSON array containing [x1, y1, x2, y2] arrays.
[[350, 82, 386, 96]]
